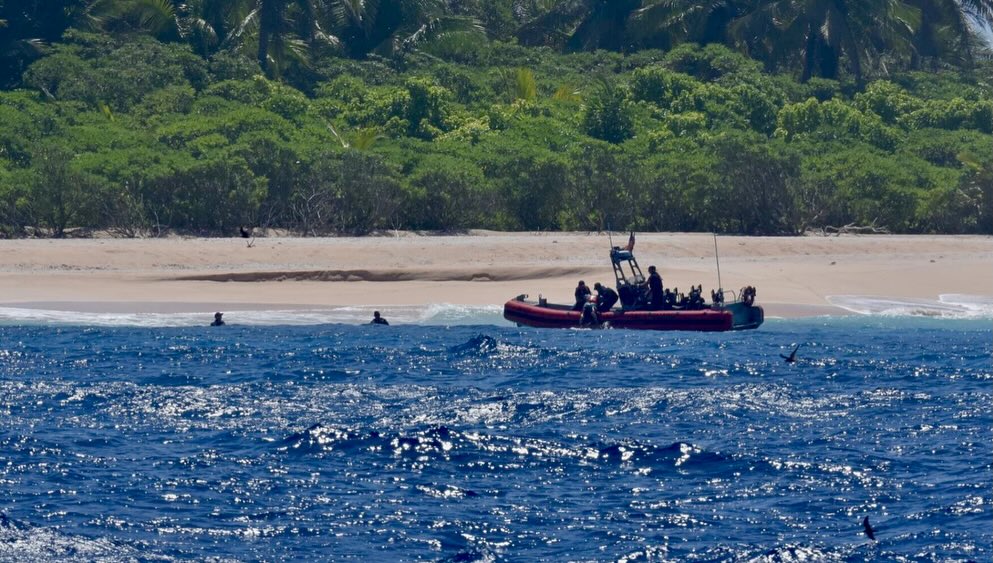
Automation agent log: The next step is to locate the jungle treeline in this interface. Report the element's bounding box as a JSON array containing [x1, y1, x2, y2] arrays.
[[1, 0, 991, 237]]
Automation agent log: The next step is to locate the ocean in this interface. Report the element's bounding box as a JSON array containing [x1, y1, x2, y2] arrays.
[[0, 300, 990, 562]]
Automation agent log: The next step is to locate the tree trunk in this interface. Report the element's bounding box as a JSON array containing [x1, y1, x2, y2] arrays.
[[801, 24, 817, 82], [258, 30, 271, 75], [257, 0, 283, 77]]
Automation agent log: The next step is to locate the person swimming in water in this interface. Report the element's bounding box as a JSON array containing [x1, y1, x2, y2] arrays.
[[210, 312, 225, 326], [370, 311, 389, 325]]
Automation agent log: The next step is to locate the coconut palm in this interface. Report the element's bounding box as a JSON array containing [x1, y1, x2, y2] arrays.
[[90, 0, 232, 56], [732, 0, 919, 83], [516, 0, 641, 51], [907, 0, 993, 67], [0, 0, 98, 87], [221, 0, 336, 77], [328, 0, 482, 59], [626, 0, 751, 50]]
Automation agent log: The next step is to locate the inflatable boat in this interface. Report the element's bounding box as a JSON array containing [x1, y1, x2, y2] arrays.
[[503, 295, 763, 331], [502, 234, 764, 332]]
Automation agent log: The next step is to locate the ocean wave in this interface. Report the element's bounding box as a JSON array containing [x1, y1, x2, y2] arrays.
[[0, 303, 509, 327], [744, 544, 845, 563], [447, 334, 500, 355], [280, 423, 726, 473], [0, 513, 159, 562], [827, 294, 993, 319]]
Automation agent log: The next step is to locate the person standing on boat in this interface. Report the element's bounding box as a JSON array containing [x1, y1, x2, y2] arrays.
[[647, 265, 664, 309], [593, 283, 619, 313], [573, 280, 591, 311]]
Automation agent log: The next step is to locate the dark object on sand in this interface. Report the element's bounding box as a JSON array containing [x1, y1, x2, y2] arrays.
[[240, 226, 251, 238]]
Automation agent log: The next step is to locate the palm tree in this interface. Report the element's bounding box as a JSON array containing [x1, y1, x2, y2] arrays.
[[329, 0, 482, 59], [626, 0, 750, 50], [91, 0, 335, 77], [0, 0, 98, 87], [565, 0, 642, 52], [223, 0, 334, 77], [732, 0, 918, 83], [907, 0, 993, 68], [515, 0, 642, 51], [90, 0, 230, 56]]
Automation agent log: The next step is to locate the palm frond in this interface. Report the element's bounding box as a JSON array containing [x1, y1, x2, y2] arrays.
[[392, 15, 484, 56], [351, 127, 382, 150], [227, 7, 260, 45], [179, 16, 219, 45], [313, 28, 343, 50], [553, 84, 581, 102], [92, 0, 180, 36], [960, 0, 993, 22]]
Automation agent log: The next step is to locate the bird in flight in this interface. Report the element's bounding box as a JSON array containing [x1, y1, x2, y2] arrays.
[[862, 516, 876, 541], [780, 343, 800, 363]]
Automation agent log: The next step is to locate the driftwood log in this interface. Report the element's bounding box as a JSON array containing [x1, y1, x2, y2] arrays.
[[807, 221, 891, 236]]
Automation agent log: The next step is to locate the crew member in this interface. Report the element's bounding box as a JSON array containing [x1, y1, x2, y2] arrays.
[[593, 282, 618, 313], [647, 265, 663, 309], [573, 280, 591, 311]]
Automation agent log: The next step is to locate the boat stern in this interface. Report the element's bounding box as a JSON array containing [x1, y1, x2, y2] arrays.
[[725, 302, 764, 330]]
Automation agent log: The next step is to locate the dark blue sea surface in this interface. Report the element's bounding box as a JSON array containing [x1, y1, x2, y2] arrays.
[[0, 317, 990, 561]]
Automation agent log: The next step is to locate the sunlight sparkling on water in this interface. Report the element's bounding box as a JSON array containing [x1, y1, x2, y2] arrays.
[[0, 317, 989, 561]]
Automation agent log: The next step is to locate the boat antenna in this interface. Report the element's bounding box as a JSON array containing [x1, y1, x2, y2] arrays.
[[713, 233, 723, 293]]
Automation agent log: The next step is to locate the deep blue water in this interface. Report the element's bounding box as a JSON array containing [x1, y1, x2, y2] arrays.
[[0, 317, 990, 561]]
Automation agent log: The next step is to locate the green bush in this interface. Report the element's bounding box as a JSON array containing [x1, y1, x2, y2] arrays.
[[2, 30, 990, 236], [580, 80, 635, 144]]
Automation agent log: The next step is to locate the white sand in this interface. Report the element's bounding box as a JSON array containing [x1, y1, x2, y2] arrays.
[[1, 232, 990, 317]]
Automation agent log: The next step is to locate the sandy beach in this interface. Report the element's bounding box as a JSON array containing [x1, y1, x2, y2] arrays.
[[1, 232, 991, 318]]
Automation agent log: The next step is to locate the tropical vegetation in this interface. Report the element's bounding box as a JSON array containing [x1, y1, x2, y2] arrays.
[[1, 0, 991, 236]]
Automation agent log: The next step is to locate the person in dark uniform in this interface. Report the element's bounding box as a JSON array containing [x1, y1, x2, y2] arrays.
[[573, 280, 591, 311], [647, 265, 663, 309], [593, 282, 618, 313], [370, 311, 389, 325], [210, 312, 225, 326]]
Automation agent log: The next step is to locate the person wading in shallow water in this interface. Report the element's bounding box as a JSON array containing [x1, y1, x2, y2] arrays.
[[210, 312, 225, 326], [370, 311, 389, 325]]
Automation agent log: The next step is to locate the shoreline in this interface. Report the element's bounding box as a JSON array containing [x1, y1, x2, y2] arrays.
[[0, 233, 990, 320], [0, 299, 851, 319]]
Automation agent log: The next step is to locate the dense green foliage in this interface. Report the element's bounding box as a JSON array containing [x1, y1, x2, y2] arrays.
[[1, 0, 991, 236]]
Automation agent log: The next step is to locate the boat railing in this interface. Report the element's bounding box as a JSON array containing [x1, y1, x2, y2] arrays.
[[712, 287, 757, 307]]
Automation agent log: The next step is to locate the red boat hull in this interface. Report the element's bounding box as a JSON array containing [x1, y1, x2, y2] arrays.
[[503, 299, 750, 331]]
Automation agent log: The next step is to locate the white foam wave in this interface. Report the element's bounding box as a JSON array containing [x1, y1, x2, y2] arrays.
[[0, 304, 510, 328], [940, 293, 993, 312], [827, 294, 993, 319]]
